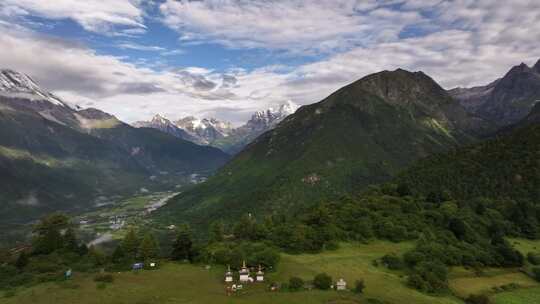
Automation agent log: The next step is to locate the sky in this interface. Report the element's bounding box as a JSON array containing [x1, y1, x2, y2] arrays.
[[0, 0, 539, 125]]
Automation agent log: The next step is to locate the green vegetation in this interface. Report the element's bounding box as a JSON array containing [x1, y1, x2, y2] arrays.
[[492, 286, 540, 304], [0, 102, 229, 246], [157, 69, 482, 233]]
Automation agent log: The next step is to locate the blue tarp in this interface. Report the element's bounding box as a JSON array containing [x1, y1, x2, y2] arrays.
[[132, 263, 144, 270]]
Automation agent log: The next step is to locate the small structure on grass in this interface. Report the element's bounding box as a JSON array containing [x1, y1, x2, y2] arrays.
[[225, 265, 233, 283], [336, 278, 347, 291], [239, 260, 250, 282], [256, 265, 264, 282], [132, 263, 144, 270]]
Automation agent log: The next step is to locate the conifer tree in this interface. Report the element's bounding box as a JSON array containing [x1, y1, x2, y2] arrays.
[[171, 224, 193, 261], [121, 228, 139, 260], [139, 233, 159, 261]]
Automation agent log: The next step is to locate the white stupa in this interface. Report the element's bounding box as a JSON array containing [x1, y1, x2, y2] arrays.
[[256, 265, 264, 282], [239, 260, 250, 282], [225, 265, 233, 283]]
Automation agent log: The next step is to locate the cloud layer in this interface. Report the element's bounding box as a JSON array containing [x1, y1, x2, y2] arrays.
[[0, 0, 539, 125]]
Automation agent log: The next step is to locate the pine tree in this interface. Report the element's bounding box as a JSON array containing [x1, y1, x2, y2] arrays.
[[31, 213, 70, 254], [15, 251, 29, 269], [63, 227, 79, 252], [209, 221, 224, 243], [139, 233, 159, 261], [121, 228, 139, 260], [171, 224, 193, 261], [111, 245, 125, 263]]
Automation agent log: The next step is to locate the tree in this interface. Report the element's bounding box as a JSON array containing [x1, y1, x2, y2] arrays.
[[31, 213, 70, 255], [121, 228, 139, 260], [289, 277, 304, 291], [465, 294, 491, 304], [111, 245, 125, 263], [15, 251, 29, 269], [171, 224, 193, 261], [139, 233, 159, 261], [63, 228, 79, 252], [209, 221, 224, 243], [354, 280, 365, 293], [313, 273, 332, 290], [532, 267, 540, 282]]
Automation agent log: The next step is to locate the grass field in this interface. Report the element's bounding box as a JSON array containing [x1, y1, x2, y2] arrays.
[[0, 242, 463, 304], [508, 238, 540, 255], [449, 268, 538, 298], [492, 286, 540, 304], [3, 241, 539, 304]]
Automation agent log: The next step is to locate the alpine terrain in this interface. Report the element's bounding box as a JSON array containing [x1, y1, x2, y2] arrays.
[[450, 59, 540, 127], [157, 68, 490, 228], [133, 101, 298, 154], [0, 69, 229, 237]]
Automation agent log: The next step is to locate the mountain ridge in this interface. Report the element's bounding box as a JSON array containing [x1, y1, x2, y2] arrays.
[[133, 100, 298, 154], [450, 59, 540, 126], [156, 68, 485, 228], [0, 69, 229, 232]]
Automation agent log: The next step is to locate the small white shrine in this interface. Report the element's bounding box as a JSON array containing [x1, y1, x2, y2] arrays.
[[239, 261, 250, 282], [336, 278, 347, 291], [225, 265, 233, 283], [256, 265, 264, 282]]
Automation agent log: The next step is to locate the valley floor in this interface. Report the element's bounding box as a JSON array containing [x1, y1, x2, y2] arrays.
[[1, 241, 538, 304]]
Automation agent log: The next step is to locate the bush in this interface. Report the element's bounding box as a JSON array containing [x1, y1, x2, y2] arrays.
[[313, 273, 332, 290], [354, 280, 365, 293], [96, 282, 107, 290], [93, 273, 114, 283], [465, 294, 491, 304], [532, 267, 540, 282], [527, 252, 540, 265], [381, 254, 404, 270], [3, 288, 16, 298], [289, 277, 304, 291]]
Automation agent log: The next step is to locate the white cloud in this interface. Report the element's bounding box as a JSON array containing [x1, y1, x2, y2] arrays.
[[0, 0, 145, 33], [117, 42, 166, 52], [160, 0, 423, 54], [1, 0, 540, 126]]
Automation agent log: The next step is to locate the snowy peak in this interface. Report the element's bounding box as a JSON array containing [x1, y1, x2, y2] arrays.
[[0, 69, 68, 107], [248, 101, 298, 129], [133, 101, 298, 154]]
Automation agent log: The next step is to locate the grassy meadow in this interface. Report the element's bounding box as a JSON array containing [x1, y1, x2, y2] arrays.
[[2, 241, 539, 304]]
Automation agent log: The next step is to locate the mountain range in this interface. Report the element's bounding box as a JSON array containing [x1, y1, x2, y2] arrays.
[[156, 68, 493, 228], [450, 59, 540, 127], [133, 101, 298, 154], [0, 69, 229, 234]]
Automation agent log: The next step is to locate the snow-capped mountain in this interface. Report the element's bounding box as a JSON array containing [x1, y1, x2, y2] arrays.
[[0, 69, 70, 107], [133, 101, 299, 154], [175, 116, 234, 144], [244, 100, 298, 131]]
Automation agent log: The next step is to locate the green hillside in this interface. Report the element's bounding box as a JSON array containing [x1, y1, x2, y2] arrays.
[[0, 98, 229, 242], [157, 69, 487, 228]]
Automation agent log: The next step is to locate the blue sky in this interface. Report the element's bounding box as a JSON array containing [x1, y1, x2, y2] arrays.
[[0, 0, 539, 124]]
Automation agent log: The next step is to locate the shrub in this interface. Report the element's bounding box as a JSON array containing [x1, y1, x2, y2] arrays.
[[381, 254, 404, 270], [3, 288, 16, 298], [96, 282, 107, 290], [465, 294, 491, 304], [532, 267, 540, 282], [313, 273, 332, 290], [354, 280, 365, 293], [93, 273, 114, 283], [289, 277, 304, 291], [527, 252, 540, 265]]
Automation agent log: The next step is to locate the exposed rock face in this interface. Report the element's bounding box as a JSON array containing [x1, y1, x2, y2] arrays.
[[449, 60, 540, 127], [133, 101, 298, 154]]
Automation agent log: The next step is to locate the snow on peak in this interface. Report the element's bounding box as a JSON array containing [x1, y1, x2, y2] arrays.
[[0, 69, 69, 107]]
